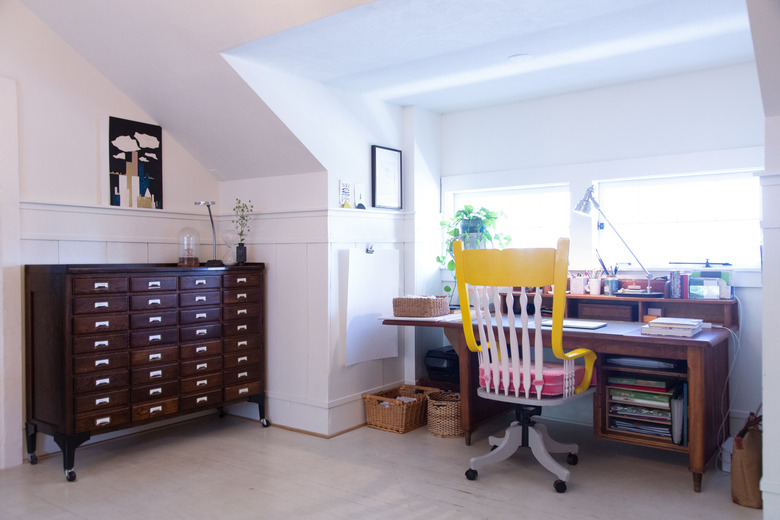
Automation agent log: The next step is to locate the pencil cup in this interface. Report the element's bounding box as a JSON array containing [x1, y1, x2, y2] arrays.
[[604, 277, 620, 295], [586, 278, 602, 295]]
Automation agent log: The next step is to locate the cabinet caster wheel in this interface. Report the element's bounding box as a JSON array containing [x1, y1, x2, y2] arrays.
[[217, 407, 226, 418], [29, 454, 38, 465], [465, 469, 478, 481], [567, 453, 578, 465], [65, 470, 77, 482], [260, 418, 270, 428], [554, 480, 566, 493]]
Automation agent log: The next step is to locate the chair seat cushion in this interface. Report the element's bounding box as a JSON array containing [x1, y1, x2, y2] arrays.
[[479, 361, 594, 396]]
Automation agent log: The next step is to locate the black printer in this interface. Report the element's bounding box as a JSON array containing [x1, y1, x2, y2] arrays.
[[424, 346, 459, 384]]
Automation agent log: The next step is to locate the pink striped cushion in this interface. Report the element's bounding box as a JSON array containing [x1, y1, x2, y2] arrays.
[[479, 361, 595, 396]]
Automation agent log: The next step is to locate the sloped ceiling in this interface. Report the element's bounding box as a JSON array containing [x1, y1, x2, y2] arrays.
[[20, 0, 755, 182]]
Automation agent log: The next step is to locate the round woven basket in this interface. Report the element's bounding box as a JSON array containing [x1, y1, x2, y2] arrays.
[[427, 392, 463, 438]]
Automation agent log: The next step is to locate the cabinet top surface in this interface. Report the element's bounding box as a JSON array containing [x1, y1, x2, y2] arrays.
[[25, 263, 265, 274]]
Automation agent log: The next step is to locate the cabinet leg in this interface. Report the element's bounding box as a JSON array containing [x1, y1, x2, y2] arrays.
[[693, 472, 702, 492], [249, 393, 269, 427], [25, 423, 38, 464], [53, 432, 90, 482]]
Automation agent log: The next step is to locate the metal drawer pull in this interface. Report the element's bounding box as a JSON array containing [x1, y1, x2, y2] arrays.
[[196, 329, 208, 336], [238, 387, 249, 395], [195, 295, 207, 302], [149, 334, 161, 341], [148, 281, 161, 288], [197, 396, 208, 404], [195, 279, 207, 285], [237, 293, 247, 299], [196, 346, 208, 353], [95, 359, 109, 366], [95, 417, 111, 426], [237, 309, 247, 315], [237, 340, 248, 347], [149, 353, 162, 361], [149, 370, 162, 378], [196, 313, 207, 319], [150, 387, 162, 395], [237, 324, 247, 331], [94, 340, 109, 347], [94, 282, 109, 289], [95, 378, 110, 386], [197, 363, 208, 370], [95, 320, 109, 328], [238, 356, 248, 363], [149, 316, 162, 323], [150, 406, 162, 414], [196, 379, 208, 386], [148, 298, 161, 305], [237, 277, 247, 284], [95, 301, 109, 308], [238, 371, 248, 378], [95, 397, 110, 405]]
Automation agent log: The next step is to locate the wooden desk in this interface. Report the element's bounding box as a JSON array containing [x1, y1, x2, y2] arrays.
[[383, 312, 731, 492]]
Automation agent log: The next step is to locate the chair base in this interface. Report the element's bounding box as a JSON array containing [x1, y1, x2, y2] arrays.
[[467, 405, 578, 491]]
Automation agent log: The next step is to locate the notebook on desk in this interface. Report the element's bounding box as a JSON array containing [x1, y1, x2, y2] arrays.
[[541, 318, 607, 330]]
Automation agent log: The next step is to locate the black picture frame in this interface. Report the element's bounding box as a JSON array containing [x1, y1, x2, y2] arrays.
[[371, 145, 402, 209]]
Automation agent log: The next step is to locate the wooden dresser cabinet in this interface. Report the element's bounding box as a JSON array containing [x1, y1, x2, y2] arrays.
[[25, 263, 266, 481]]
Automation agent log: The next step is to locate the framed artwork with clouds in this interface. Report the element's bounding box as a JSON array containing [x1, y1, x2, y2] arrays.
[[108, 116, 163, 209]]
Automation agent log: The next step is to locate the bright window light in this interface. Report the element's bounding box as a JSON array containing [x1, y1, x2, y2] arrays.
[[595, 172, 761, 269], [452, 184, 570, 248]]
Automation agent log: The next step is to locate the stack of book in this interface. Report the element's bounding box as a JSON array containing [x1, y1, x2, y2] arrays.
[[607, 376, 687, 444], [641, 317, 703, 337]]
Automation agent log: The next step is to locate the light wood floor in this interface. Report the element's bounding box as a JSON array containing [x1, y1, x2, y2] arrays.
[[0, 413, 761, 519]]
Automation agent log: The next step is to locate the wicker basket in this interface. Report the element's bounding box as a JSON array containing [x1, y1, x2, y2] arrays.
[[362, 384, 440, 433], [393, 296, 450, 317], [427, 392, 464, 438]]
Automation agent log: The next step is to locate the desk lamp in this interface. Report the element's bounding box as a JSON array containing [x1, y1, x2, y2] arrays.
[[573, 185, 662, 297], [195, 201, 224, 267]]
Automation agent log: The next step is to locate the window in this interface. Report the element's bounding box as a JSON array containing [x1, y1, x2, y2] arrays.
[[593, 172, 761, 269], [451, 184, 570, 248]]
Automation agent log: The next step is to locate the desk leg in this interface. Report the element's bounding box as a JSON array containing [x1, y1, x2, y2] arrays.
[[445, 329, 474, 445], [693, 473, 702, 493]]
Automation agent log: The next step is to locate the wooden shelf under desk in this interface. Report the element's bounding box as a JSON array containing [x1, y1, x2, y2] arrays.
[[539, 294, 739, 329]]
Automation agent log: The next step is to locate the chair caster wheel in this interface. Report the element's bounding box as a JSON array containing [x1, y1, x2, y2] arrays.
[[567, 453, 578, 465], [260, 418, 270, 428], [465, 469, 478, 481], [554, 479, 567, 493], [65, 469, 77, 482]]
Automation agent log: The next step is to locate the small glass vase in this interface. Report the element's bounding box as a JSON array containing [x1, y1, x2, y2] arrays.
[[236, 243, 247, 264]]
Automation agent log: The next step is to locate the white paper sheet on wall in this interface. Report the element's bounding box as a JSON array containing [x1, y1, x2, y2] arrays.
[[346, 248, 399, 366]]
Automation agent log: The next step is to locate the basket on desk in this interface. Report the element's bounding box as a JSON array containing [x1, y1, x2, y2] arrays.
[[392, 296, 450, 317], [362, 384, 440, 433], [427, 392, 464, 438]]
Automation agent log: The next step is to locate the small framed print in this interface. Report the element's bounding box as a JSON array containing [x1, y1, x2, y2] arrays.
[[371, 145, 402, 209]]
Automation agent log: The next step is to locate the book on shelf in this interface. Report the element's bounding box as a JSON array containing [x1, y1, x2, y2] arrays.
[[610, 418, 672, 438], [670, 385, 685, 445], [607, 376, 670, 391], [609, 388, 671, 408], [647, 317, 703, 328], [609, 403, 671, 422], [641, 324, 701, 337]]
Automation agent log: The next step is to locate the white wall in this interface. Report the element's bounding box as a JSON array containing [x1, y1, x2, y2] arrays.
[[439, 63, 766, 429]]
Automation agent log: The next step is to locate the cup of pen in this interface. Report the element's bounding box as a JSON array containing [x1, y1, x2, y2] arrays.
[[604, 276, 620, 295]]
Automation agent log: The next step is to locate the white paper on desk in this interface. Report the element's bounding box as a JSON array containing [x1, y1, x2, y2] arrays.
[[346, 248, 398, 366]]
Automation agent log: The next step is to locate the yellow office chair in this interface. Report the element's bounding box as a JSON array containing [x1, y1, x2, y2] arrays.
[[453, 238, 596, 493]]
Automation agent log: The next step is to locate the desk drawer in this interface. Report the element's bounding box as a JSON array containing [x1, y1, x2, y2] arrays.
[[224, 380, 261, 402], [75, 408, 131, 433], [180, 390, 222, 412], [132, 398, 178, 422], [74, 389, 129, 414]]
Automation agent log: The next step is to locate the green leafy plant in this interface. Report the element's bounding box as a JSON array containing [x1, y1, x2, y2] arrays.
[[436, 205, 511, 301], [232, 198, 254, 243]]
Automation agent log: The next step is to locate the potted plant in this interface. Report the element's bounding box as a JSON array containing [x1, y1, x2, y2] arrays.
[[436, 205, 511, 304], [232, 198, 253, 264]]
